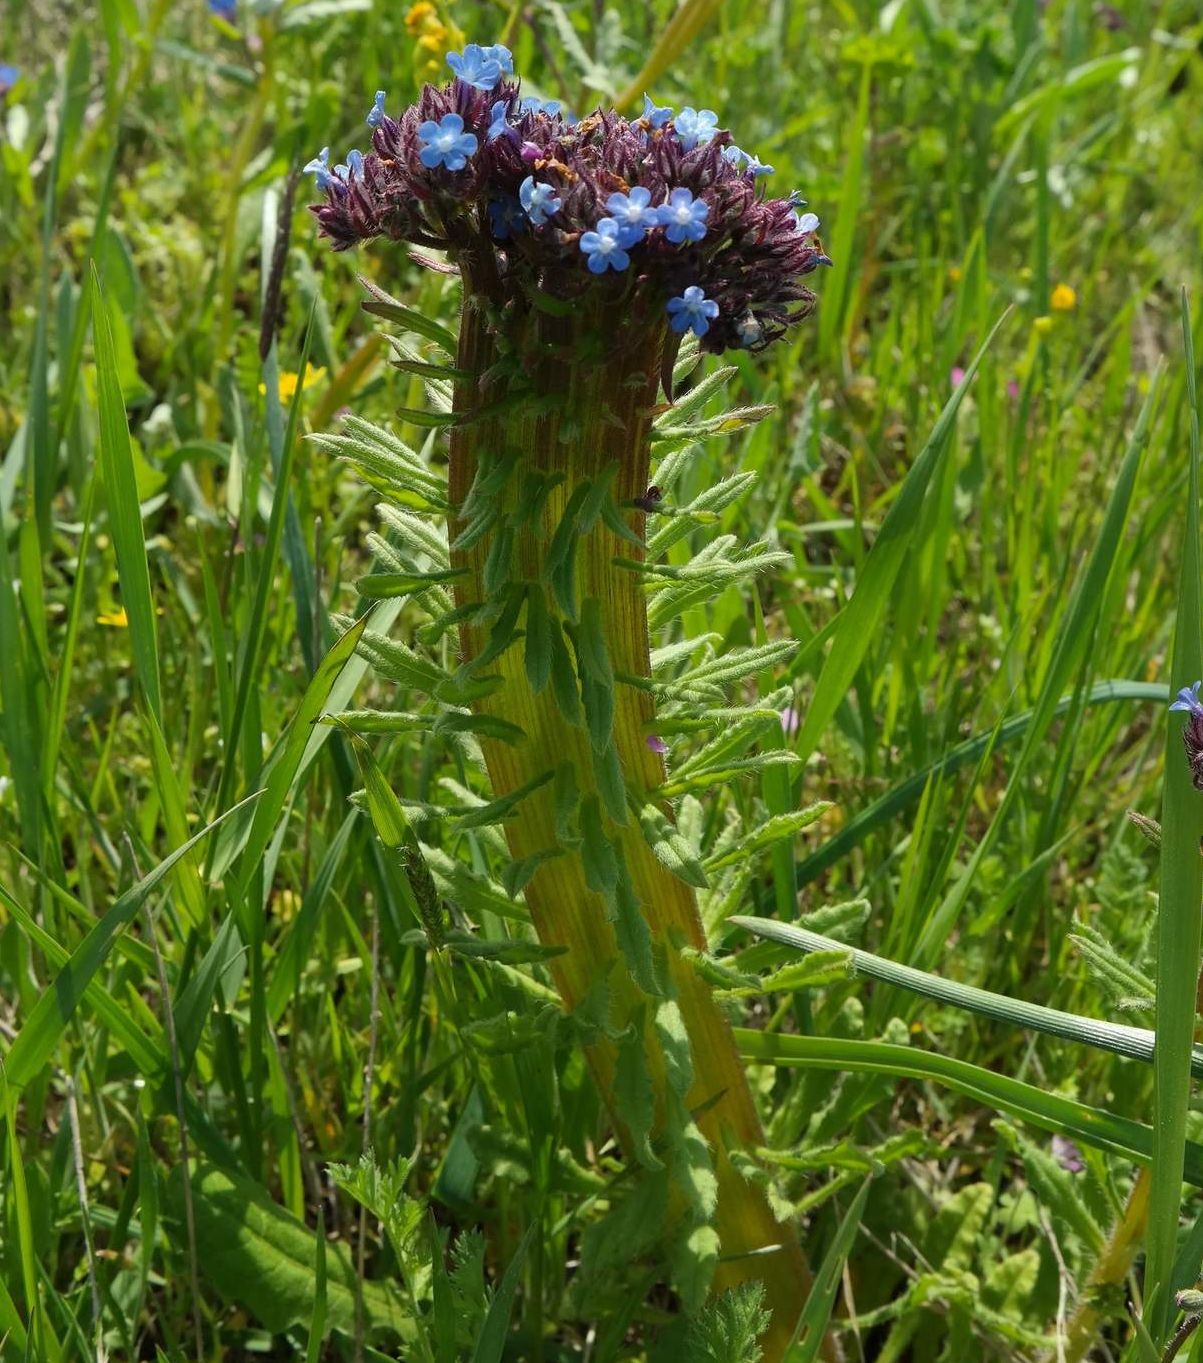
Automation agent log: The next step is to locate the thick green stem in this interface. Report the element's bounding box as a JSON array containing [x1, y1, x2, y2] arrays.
[[447, 284, 822, 1360]]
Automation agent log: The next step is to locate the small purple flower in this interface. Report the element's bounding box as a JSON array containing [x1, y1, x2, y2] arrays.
[[1051, 1135, 1085, 1175], [667, 286, 719, 337], [781, 706, 800, 737], [579, 218, 632, 273], [641, 94, 673, 129], [446, 44, 506, 91], [366, 90, 386, 129], [1007, 379, 1021, 400], [950, 366, 966, 389], [488, 195, 526, 240], [605, 186, 658, 241], [519, 176, 561, 226], [1170, 682, 1203, 717], [417, 113, 478, 171], [657, 188, 709, 245], [674, 106, 719, 151], [304, 146, 333, 191], [646, 734, 668, 755]]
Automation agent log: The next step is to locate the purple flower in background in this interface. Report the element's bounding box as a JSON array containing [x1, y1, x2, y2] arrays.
[[0, 64, 18, 95], [1051, 1135, 1085, 1175], [781, 706, 801, 738], [1007, 379, 1020, 400], [950, 366, 966, 389]]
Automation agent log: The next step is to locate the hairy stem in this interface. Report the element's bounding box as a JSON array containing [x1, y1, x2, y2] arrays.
[[447, 286, 823, 1360]]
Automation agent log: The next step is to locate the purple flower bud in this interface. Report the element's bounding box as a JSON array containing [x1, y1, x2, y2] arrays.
[[1051, 1135, 1084, 1175]]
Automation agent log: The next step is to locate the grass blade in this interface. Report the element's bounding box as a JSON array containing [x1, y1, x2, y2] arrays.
[[1145, 292, 1203, 1343], [786, 1175, 872, 1362]]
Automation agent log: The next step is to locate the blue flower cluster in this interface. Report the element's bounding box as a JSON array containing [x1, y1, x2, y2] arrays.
[[446, 43, 514, 92], [303, 146, 366, 191]]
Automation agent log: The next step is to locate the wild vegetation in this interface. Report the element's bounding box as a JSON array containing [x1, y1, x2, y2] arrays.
[[3, 2, 1203, 1360]]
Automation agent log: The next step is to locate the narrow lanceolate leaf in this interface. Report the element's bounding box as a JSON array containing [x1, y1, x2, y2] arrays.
[[704, 804, 831, 871], [793, 310, 1010, 768], [636, 801, 710, 889], [1146, 293, 1203, 1344], [91, 264, 162, 721], [788, 1175, 872, 1362]]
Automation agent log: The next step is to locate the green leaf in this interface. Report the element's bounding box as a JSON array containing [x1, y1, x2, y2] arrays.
[[1146, 293, 1203, 1343], [165, 1162, 412, 1339], [92, 264, 162, 721], [443, 931, 566, 965], [787, 1176, 872, 1362], [360, 275, 457, 353], [704, 805, 831, 872], [469, 1223, 536, 1363], [4, 795, 256, 1088], [614, 1021, 662, 1170], [637, 801, 710, 889]]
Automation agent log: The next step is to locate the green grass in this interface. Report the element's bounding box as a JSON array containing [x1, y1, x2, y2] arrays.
[[3, 1, 1203, 1359]]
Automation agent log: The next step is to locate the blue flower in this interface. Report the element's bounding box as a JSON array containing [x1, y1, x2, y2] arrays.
[[723, 145, 772, 176], [519, 175, 561, 226], [417, 113, 478, 171], [334, 149, 365, 183], [488, 195, 526, 240], [656, 187, 709, 244], [208, 0, 236, 17], [673, 107, 719, 151], [481, 43, 514, 75], [446, 43, 505, 91], [579, 218, 632, 273], [605, 187, 658, 242], [1170, 682, 1203, 717], [366, 90, 386, 129], [519, 96, 562, 117], [641, 93, 672, 129], [487, 99, 511, 141], [303, 146, 333, 191], [793, 211, 820, 235], [667, 286, 720, 337]]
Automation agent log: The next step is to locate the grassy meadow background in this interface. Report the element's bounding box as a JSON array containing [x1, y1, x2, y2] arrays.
[[3, 0, 1203, 1358]]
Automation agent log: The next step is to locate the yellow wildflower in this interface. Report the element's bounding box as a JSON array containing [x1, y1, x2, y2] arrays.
[[1033, 315, 1053, 337], [405, 1, 463, 82], [1050, 283, 1077, 312], [947, 265, 962, 283], [97, 607, 129, 628], [259, 364, 326, 402]]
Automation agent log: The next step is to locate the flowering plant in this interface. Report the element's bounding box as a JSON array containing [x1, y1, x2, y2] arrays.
[[308, 42, 831, 1361]]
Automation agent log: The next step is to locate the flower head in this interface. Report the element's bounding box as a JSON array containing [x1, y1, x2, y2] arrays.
[[1051, 282, 1077, 311], [673, 106, 719, 151], [667, 286, 719, 337], [366, 90, 386, 129], [446, 42, 507, 91], [418, 112, 478, 170], [657, 187, 709, 244], [308, 50, 828, 354], [579, 218, 633, 274], [519, 175, 561, 226]]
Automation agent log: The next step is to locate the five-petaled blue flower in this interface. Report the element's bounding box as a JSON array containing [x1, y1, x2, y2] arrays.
[[519, 175, 561, 226], [418, 113, 478, 171], [657, 188, 709, 244], [605, 187, 658, 241], [1170, 682, 1203, 717], [488, 196, 526, 240], [304, 146, 333, 191], [641, 94, 672, 129], [447, 43, 507, 91], [366, 90, 386, 129], [674, 107, 719, 151], [793, 211, 820, 235], [519, 96, 562, 117], [667, 286, 720, 337], [579, 218, 633, 273]]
